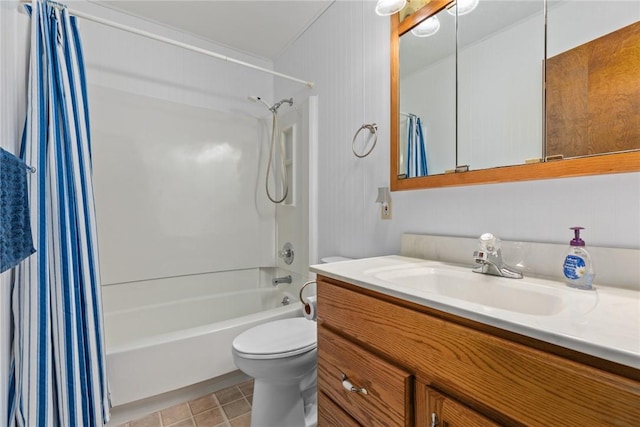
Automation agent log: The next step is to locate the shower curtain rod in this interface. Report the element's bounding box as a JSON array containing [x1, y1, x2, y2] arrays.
[[19, 0, 315, 88]]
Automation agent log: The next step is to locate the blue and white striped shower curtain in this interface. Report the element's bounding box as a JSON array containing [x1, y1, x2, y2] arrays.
[[406, 115, 428, 177], [9, 1, 110, 426]]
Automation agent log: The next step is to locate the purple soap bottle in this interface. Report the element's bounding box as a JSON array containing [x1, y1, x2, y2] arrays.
[[563, 227, 595, 290]]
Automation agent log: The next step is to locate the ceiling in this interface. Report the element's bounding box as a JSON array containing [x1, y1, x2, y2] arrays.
[[94, 0, 335, 60]]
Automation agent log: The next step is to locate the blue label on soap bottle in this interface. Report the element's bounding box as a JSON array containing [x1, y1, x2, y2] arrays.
[[563, 255, 586, 280]]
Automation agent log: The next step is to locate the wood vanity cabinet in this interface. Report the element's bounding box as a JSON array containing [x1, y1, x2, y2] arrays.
[[316, 275, 640, 427]]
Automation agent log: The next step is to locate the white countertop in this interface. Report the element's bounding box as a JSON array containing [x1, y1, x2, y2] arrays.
[[310, 255, 640, 369]]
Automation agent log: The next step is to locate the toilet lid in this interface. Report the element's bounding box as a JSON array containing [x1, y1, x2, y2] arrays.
[[233, 318, 317, 360]]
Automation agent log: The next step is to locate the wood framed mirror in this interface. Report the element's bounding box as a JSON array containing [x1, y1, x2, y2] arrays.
[[390, 0, 640, 191]]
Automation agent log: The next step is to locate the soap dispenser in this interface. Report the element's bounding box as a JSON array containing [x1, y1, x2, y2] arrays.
[[563, 227, 595, 290]]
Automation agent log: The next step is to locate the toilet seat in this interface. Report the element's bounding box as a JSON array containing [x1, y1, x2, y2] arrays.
[[233, 318, 317, 360]]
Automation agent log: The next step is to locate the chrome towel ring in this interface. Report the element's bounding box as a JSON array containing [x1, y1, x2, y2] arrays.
[[299, 280, 316, 304], [352, 123, 378, 158]]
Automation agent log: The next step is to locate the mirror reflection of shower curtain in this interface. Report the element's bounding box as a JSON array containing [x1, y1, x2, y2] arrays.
[[407, 114, 428, 177]]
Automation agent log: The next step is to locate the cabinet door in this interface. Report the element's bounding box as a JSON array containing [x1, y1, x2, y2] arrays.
[[419, 386, 501, 427]]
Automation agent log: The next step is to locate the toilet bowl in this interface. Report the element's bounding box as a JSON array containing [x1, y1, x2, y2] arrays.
[[232, 317, 318, 427]]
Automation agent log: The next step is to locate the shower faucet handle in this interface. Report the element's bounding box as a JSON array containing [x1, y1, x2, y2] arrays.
[[278, 248, 293, 258], [278, 242, 294, 265]]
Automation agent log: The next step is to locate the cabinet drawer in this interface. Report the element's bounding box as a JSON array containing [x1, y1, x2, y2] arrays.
[[318, 391, 361, 427], [318, 326, 413, 427]]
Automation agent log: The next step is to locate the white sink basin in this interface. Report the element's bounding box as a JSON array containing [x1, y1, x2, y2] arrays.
[[311, 255, 639, 369], [373, 266, 588, 316]]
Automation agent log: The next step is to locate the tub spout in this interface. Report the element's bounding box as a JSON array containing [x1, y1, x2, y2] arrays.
[[272, 275, 292, 287]]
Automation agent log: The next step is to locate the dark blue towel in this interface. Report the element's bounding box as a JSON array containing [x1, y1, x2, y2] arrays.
[[0, 148, 36, 273]]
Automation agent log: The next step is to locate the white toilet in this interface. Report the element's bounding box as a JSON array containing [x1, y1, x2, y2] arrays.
[[232, 317, 318, 427]]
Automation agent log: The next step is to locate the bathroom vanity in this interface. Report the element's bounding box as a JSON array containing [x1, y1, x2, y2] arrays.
[[311, 256, 640, 426]]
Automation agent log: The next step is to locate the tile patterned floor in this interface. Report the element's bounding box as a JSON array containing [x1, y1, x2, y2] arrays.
[[118, 380, 253, 427]]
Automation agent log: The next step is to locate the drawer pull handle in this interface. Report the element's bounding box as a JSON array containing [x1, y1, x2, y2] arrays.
[[341, 373, 368, 395], [430, 413, 439, 427]]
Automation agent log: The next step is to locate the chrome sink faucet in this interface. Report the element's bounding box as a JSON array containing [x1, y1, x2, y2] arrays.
[[472, 233, 523, 279]]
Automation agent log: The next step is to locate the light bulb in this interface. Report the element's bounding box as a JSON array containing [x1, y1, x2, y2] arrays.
[[375, 0, 407, 16], [411, 16, 440, 37], [447, 0, 480, 16]]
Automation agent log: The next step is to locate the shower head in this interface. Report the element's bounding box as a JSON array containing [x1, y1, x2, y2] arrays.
[[248, 96, 293, 113], [248, 95, 272, 110]]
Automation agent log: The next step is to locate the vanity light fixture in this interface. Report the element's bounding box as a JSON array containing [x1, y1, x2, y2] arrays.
[[375, 0, 407, 16], [447, 0, 480, 16], [411, 15, 441, 37]]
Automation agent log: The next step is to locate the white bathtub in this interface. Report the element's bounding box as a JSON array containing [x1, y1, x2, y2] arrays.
[[102, 269, 304, 406]]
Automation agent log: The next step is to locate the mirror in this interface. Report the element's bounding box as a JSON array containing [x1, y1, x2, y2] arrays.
[[399, 6, 456, 177], [457, 1, 544, 170], [390, 0, 640, 191]]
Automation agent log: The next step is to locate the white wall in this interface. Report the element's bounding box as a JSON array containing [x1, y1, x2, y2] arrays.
[[0, 1, 30, 422], [275, 0, 640, 264], [72, 1, 275, 113], [275, 0, 394, 261]]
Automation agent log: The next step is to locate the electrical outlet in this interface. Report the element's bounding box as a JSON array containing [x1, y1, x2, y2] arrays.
[[381, 202, 392, 220]]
